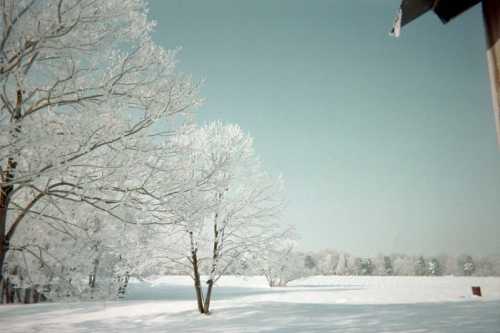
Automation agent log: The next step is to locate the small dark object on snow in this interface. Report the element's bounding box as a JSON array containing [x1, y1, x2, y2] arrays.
[[471, 286, 482, 297]]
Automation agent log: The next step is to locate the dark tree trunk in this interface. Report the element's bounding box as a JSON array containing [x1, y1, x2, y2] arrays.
[[1, 278, 6, 303], [32, 286, 40, 303], [202, 200, 222, 314], [0, 244, 6, 302], [189, 230, 206, 314], [14, 287, 22, 303], [191, 250, 205, 314], [0, 90, 23, 302], [89, 258, 99, 297], [118, 271, 129, 298], [24, 287, 32, 304], [2, 277, 14, 303], [203, 279, 214, 314], [0, 173, 13, 301]]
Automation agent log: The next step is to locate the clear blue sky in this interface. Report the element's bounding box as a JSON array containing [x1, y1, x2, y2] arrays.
[[148, 0, 500, 257]]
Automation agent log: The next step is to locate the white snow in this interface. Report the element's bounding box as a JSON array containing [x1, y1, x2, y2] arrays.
[[1, 275, 499, 332], [390, 8, 402, 37]]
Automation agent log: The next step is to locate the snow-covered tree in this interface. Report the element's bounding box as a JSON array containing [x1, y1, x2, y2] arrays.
[[427, 258, 441, 276], [0, 0, 200, 299], [150, 123, 284, 314], [475, 256, 496, 276], [5, 198, 145, 302], [486, 256, 500, 276], [317, 249, 339, 275], [373, 255, 393, 276], [304, 255, 317, 271], [458, 255, 475, 276], [259, 237, 302, 287], [443, 255, 459, 276], [391, 255, 414, 276], [346, 255, 362, 275], [414, 256, 426, 276], [358, 258, 374, 276], [335, 252, 349, 275]]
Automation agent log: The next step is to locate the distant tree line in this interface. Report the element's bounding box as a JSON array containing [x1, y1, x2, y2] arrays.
[[288, 250, 500, 277], [231, 248, 500, 287], [158, 244, 500, 288], [266, 250, 500, 284]]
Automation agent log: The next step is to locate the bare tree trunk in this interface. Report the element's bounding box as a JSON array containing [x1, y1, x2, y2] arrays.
[[24, 287, 32, 304], [32, 285, 40, 303], [203, 279, 214, 314], [88, 257, 99, 299], [0, 162, 14, 301], [0, 164, 18, 281], [2, 277, 14, 303], [0, 277, 4, 303], [190, 231, 205, 314], [0, 242, 6, 303], [203, 223, 220, 314], [0, 90, 23, 302], [192, 253, 205, 314], [202, 193, 223, 314], [117, 271, 129, 298], [89, 258, 99, 289]]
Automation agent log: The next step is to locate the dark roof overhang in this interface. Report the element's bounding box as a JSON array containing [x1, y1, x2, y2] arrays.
[[391, 0, 482, 36]]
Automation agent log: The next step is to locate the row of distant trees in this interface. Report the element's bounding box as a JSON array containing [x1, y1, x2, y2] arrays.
[[295, 250, 500, 277], [213, 247, 500, 287]]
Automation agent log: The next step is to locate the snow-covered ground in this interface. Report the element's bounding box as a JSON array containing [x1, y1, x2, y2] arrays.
[[1, 275, 499, 332]]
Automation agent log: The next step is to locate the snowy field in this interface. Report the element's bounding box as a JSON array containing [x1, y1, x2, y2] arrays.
[[1, 275, 500, 333]]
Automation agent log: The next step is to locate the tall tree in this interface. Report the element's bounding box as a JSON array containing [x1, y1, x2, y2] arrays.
[[0, 0, 199, 300], [154, 123, 284, 314]]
